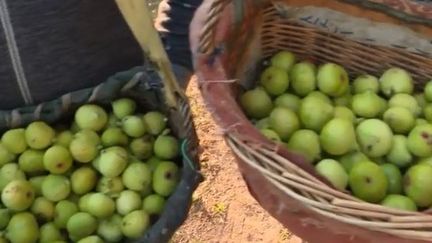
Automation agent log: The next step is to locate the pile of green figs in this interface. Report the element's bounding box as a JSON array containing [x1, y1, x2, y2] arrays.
[[240, 51, 432, 212], [0, 98, 181, 242]]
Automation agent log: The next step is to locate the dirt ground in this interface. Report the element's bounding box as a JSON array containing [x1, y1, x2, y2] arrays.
[[170, 77, 303, 243]]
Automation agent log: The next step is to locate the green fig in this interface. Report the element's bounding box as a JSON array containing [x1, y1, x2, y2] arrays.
[[351, 91, 386, 118], [352, 74, 379, 94], [379, 67, 413, 97], [333, 92, 352, 108], [6, 212, 39, 243], [112, 98, 136, 119], [121, 115, 147, 138], [1, 128, 27, 154], [39, 222, 64, 243], [317, 63, 349, 97], [74, 129, 101, 145], [1, 180, 34, 211], [240, 88, 273, 119], [18, 149, 45, 174], [130, 136, 154, 160], [98, 146, 128, 178], [96, 177, 124, 198], [268, 107, 300, 141], [41, 175, 71, 202], [97, 214, 123, 242], [260, 129, 282, 142], [424, 103, 432, 122], [380, 163, 403, 194], [388, 93, 421, 117], [386, 135, 413, 168], [54, 200, 78, 228], [25, 121, 55, 149], [66, 212, 97, 240], [356, 119, 393, 158], [116, 190, 142, 216], [54, 130, 74, 147], [289, 61, 316, 96], [78, 193, 94, 213], [403, 163, 432, 207], [87, 193, 115, 218], [29, 176, 45, 197], [407, 124, 432, 157], [320, 118, 356, 156], [0, 143, 15, 167], [416, 118, 428, 126], [122, 163, 152, 192], [101, 127, 129, 147], [381, 194, 417, 212], [152, 161, 180, 197], [286, 129, 320, 163], [70, 138, 98, 163], [75, 104, 108, 132], [91, 155, 101, 171], [349, 161, 388, 203], [142, 111, 168, 135], [71, 166, 98, 195], [315, 159, 348, 190], [339, 151, 369, 173], [274, 93, 301, 113], [121, 210, 150, 239], [143, 194, 166, 215], [153, 135, 179, 160], [31, 197, 55, 222], [333, 106, 355, 123], [424, 81, 432, 102], [307, 91, 332, 104], [270, 51, 296, 71], [43, 145, 73, 174], [260, 66, 290, 96], [78, 235, 104, 243], [383, 107, 415, 134], [0, 163, 26, 191], [0, 208, 10, 229], [299, 95, 334, 132]]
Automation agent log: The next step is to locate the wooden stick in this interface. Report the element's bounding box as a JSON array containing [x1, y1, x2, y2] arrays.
[[115, 0, 186, 109]]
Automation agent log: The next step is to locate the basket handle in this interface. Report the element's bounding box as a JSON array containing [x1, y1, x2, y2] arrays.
[[198, 0, 232, 55], [115, 0, 185, 109]]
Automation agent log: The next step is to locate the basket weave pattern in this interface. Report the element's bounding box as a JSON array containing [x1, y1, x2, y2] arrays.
[[191, 0, 432, 242], [260, 7, 432, 86]]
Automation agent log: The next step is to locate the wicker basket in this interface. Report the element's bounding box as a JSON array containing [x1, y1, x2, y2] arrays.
[[0, 0, 203, 238], [190, 0, 432, 242], [0, 65, 202, 243]]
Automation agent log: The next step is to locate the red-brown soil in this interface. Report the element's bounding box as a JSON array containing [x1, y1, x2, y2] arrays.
[[170, 77, 302, 243]]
